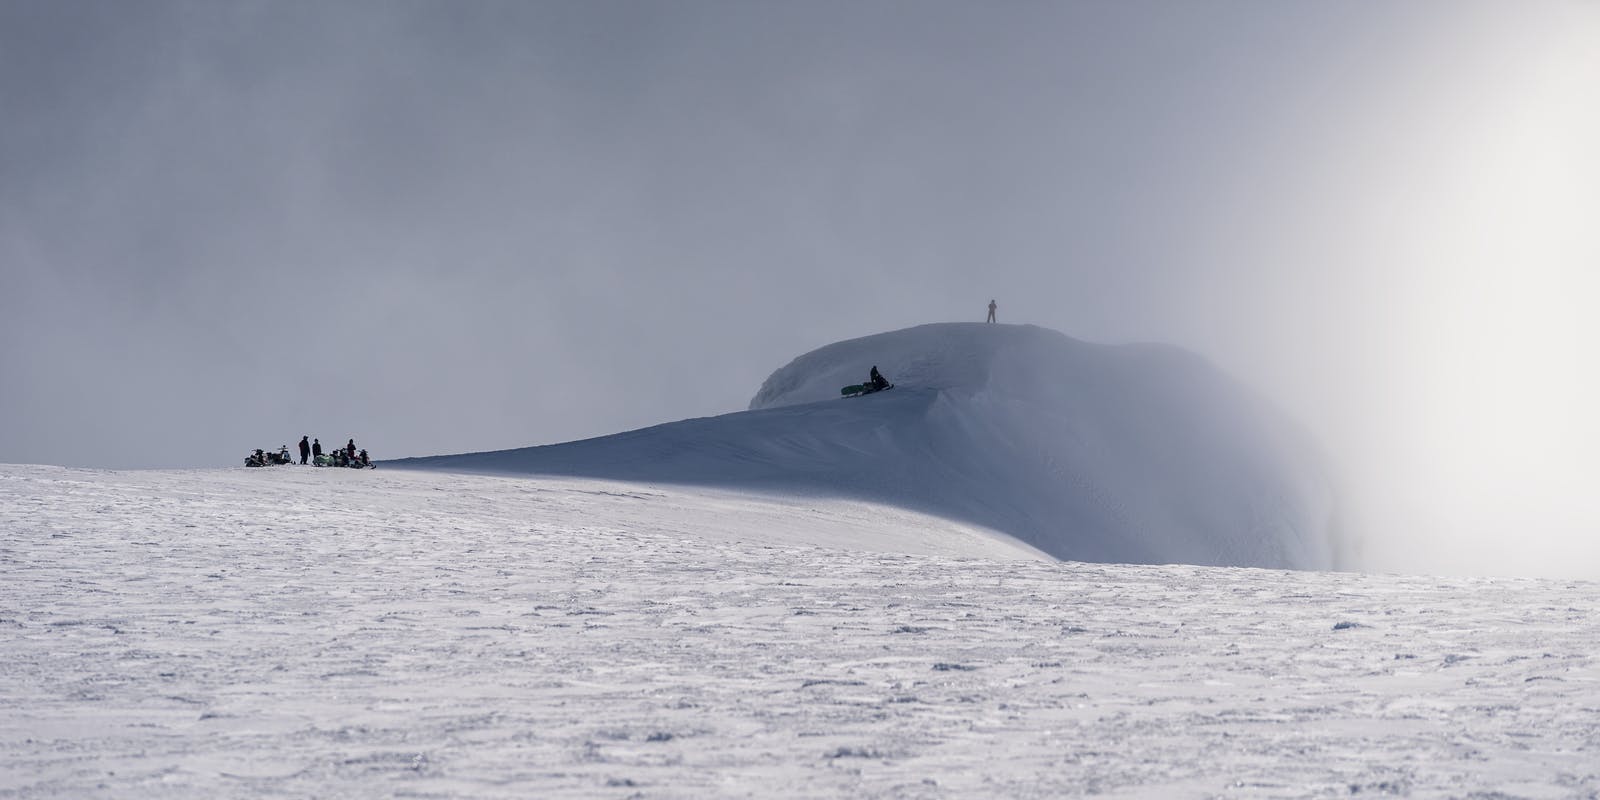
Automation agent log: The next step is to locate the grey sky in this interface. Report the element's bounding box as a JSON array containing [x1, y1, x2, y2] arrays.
[[3, 1, 1598, 577]]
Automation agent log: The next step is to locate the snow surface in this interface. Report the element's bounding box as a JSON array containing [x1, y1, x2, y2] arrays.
[[5, 464, 1599, 798], [393, 323, 1335, 570]]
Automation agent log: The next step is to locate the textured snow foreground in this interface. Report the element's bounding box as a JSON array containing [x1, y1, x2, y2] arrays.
[[5, 466, 1599, 798]]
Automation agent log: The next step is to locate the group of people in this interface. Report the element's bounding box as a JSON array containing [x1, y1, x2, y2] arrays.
[[298, 436, 372, 468], [247, 437, 371, 468]]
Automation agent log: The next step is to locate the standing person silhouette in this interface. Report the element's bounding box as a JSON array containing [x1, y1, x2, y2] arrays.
[[298, 436, 310, 465], [986, 299, 997, 323]]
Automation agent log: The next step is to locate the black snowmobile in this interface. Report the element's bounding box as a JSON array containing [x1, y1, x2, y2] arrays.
[[840, 366, 894, 398], [245, 447, 293, 467]]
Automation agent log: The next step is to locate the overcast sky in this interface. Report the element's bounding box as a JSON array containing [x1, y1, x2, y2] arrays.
[[3, 0, 1598, 577]]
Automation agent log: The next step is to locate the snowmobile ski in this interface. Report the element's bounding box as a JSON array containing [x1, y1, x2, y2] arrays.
[[840, 383, 894, 398]]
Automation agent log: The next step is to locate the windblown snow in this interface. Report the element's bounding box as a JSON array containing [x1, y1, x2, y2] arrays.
[[395, 323, 1335, 570]]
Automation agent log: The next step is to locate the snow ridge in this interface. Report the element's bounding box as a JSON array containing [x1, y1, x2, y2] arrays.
[[392, 323, 1335, 569]]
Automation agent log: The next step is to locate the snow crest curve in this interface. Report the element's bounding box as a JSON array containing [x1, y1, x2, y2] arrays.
[[394, 323, 1336, 570]]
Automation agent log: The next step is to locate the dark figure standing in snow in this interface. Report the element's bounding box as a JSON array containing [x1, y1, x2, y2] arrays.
[[312, 438, 322, 460], [870, 366, 889, 391], [346, 439, 357, 460], [987, 299, 997, 323], [298, 436, 310, 465]]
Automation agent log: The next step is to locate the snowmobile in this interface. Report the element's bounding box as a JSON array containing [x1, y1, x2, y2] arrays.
[[842, 366, 894, 398], [315, 449, 375, 469], [840, 381, 894, 398], [244, 447, 293, 467]]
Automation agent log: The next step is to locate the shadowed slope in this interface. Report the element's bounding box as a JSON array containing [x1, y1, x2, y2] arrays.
[[391, 323, 1334, 569]]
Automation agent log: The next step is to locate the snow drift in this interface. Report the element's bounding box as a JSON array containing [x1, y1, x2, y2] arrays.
[[392, 323, 1335, 569]]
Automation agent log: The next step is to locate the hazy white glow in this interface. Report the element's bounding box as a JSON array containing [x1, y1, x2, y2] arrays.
[[1274, 6, 1600, 576]]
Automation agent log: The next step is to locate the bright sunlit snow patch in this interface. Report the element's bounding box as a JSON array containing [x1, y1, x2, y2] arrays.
[[2, 464, 1597, 798]]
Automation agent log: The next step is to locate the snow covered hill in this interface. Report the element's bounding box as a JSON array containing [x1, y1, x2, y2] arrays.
[[393, 323, 1335, 570]]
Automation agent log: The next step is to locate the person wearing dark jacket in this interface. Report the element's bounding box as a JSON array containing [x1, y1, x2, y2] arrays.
[[298, 436, 311, 465], [346, 439, 357, 460], [869, 366, 889, 390]]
